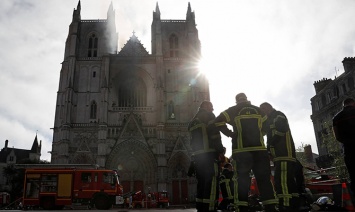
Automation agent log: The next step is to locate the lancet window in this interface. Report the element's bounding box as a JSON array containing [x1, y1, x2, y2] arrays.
[[88, 33, 98, 57], [169, 34, 179, 57]]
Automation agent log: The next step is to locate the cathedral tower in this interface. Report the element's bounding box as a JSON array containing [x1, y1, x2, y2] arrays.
[[51, 1, 209, 204]]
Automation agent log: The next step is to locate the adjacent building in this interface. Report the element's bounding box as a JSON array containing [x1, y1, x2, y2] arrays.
[[310, 56, 355, 165], [50, 1, 209, 204], [0, 136, 41, 191]]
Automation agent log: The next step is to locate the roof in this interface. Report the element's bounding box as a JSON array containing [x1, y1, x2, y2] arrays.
[[118, 33, 149, 56]]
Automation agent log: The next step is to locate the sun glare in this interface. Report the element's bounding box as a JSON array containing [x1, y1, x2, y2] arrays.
[[198, 56, 218, 82]]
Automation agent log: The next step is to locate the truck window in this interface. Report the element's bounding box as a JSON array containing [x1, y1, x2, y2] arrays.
[[81, 173, 91, 183], [103, 172, 115, 184], [40, 174, 57, 192], [25, 175, 40, 198]]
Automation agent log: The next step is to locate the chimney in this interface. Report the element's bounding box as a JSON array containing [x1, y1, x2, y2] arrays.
[[4, 140, 8, 151], [304, 145, 313, 163]]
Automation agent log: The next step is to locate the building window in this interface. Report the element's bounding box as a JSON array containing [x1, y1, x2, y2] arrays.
[[118, 77, 147, 107], [321, 95, 326, 106], [9, 156, 14, 162], [90, 101, 97, 119], [93, 71, 96, 78], [169, 34, 179, 57], [88, 34, 98, 57], [348, 77, 354, 89], [327, 92, 331, 103], [316, 100, 320, 111], [168, 101, 175, 119], [333, 86, 339, 98], [342, 83, 347, 94]]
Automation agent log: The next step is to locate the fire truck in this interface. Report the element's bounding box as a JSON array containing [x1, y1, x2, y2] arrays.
[[130, 190, 169, 208], [21, 165, 124, 210], [0, 192, 10, 208]]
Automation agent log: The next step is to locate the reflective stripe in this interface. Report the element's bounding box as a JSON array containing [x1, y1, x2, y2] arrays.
[[291, 193, 299, 198], [273, 131, 285, 136], [262, 199, 279, 205], [215, 122, 226, 127], [222, 111, 231, 122], [286, 132, 292, 157], [280, 161, 291, 206], [262, 115, 267, 122], [220, 178, 233, 199], [188, 123, 205, 131], [196, 198, 203, 203], [232, 147, 267, 154], [236, 201, 248, 207], [189, 121, 214, 154], [273, 157, 296, 162], [207, 162, 219, 210], [232, 160, 239, 207], [234, 114, 265, 150]]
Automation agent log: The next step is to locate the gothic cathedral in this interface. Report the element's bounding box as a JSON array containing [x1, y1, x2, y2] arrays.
[[51, 1, 210, 204]]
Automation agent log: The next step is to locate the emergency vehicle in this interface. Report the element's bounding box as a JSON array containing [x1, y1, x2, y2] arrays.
[[21, 165, 124, 210], [130, 190, 169, 208], [0, 192, 10, 208]]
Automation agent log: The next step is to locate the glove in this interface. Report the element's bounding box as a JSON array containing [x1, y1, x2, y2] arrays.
[[187, 161, 196, 177]]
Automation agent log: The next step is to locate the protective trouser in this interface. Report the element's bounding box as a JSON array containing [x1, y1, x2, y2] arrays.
[[344, 143, 355, 193], [195, 152, 219, 212], [218, 170, 234, 210], [274, 160, 299, 212], [232, 151, 278, 211]]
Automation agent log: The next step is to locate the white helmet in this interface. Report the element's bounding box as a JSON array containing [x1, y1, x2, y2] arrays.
[[316, 196, 334, 206]]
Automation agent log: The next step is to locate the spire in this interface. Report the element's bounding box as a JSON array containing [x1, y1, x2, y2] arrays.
[[77, 0, 81, 12], [153, 2, 161, 20], [107, 1, 114, 20], [31, 133, 39, 153], [186, 2, 194, 21], [72, 0, 81, 22], [155, 2, 160, 15]]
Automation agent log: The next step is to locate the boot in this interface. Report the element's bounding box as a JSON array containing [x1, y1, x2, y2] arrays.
[[238, 206, 249, 212], [264, 204, 277, 212], [290, 197, 300, 212], [279, 205, 292, 212]]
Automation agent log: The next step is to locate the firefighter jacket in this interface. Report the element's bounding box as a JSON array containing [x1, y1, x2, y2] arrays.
[[333, 105, 355, 144], [265, 109, 296, 162], [188, 108, 224, 155], [213, 101, 267, 153]]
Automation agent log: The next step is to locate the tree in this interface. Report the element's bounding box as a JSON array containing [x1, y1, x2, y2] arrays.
[[295, 143, 308, 165], [320, 121, 349, 182], [2, 159, 50, 203]]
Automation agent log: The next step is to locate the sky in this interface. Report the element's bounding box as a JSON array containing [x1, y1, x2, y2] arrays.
[[1, 0, 355, 162]]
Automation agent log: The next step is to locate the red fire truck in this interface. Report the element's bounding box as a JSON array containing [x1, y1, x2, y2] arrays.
[[22, 165, 124, 210], [0, 192, 10, 208], [130, 190, 169, 208]]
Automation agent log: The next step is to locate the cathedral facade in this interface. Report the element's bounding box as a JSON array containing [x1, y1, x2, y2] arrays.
[[50, 1, 210, 204]]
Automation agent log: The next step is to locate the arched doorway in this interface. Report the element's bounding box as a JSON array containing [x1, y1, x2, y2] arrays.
[[168, 152, 190, 205], [106, 139, 157, 194]]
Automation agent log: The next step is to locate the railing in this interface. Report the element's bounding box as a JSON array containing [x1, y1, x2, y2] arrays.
[[81, 20, 107, 23], [161, 20, 186, 23], [112, 107, 153, 111]]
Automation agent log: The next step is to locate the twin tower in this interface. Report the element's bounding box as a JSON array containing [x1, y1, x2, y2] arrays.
[[51, 1, 209, 204]]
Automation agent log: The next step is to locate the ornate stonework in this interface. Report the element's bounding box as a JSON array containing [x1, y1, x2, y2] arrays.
[[51, 2, 208, 204]]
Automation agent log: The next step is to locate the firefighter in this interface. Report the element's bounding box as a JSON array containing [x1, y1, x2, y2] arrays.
[[218, 162, 234, 211], [260, 102, 298, 212], [211, 93, 278, 212], [188, 101, 232, 212]]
